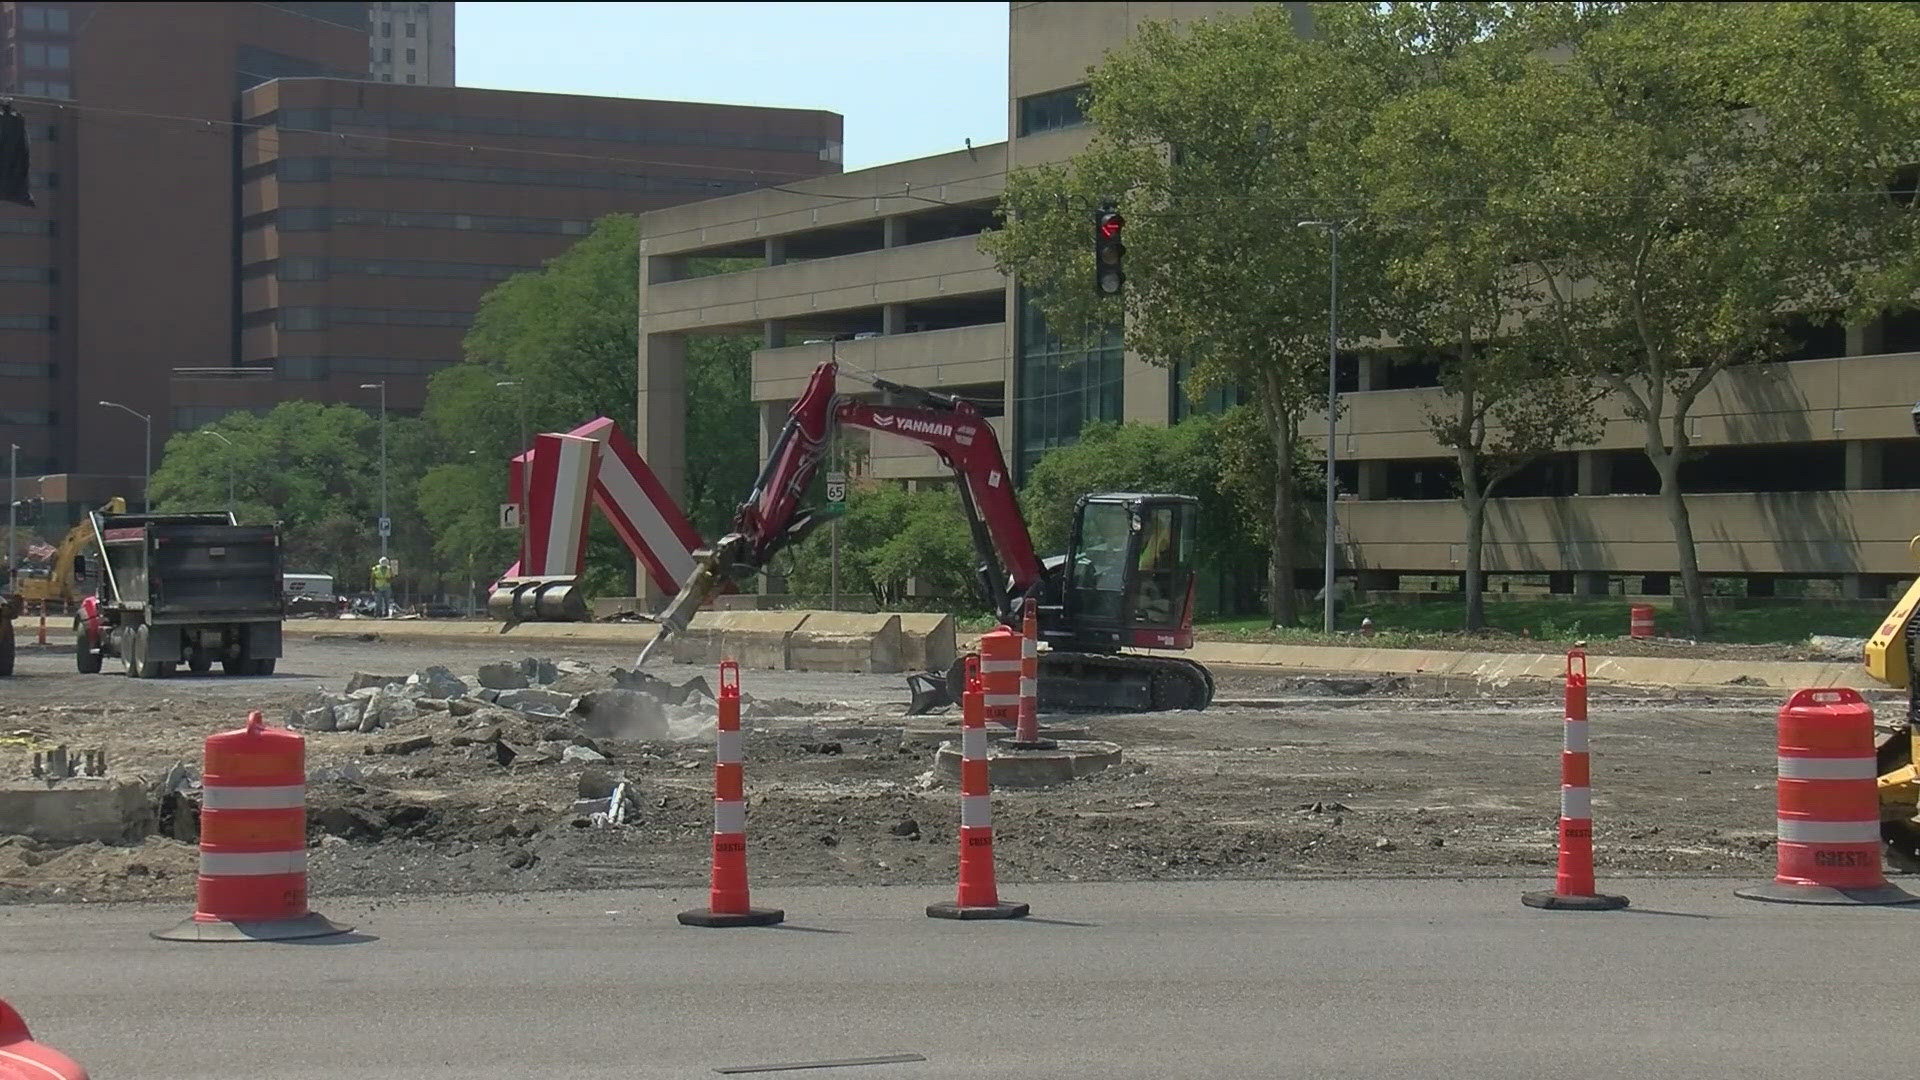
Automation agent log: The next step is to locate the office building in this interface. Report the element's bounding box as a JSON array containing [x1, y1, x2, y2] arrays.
[[636, 0, 1920, 606], [0, 2, 841, 528], [366, 1, 452, 86]]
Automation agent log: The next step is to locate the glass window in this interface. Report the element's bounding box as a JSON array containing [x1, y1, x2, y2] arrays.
[[406, 22, 417, 37], [0, 361, 53, 378], [277, 158, 330, 182], [1014, 290, 1123, 478], [277, 257, 326, 281], [278, 307, 326, 331], [275, 356, 329, 380], [1072, 502, 1132, 622], [405, 48, 415, 63], [45, 43, 66, 68], [1131, 505, 1192, 627], [381, 47, 392, 62], [44, 81, 67, 100], [405, 74, 415, 84], [45, 7, 66, 31], [381, 21, 391, 36], [22, 81, 43, 97], [21, 43, 44, 66], [382, 74, 392, 82], [19, 7, 44, 31], [1017, 85, 1089, 137]]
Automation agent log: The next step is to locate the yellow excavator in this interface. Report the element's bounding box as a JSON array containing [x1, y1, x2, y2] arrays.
[[14, 497, 122, 606]]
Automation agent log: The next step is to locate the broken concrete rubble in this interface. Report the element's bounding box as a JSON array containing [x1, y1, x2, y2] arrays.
[[518, 657, 560, 686], [345, 672, 407, 693], [406, 666, 469, 700], [475, 662, 530, 691], [492, 688, 574, 716]]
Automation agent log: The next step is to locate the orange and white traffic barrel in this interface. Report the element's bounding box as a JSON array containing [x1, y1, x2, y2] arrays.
[[1007, 597, 1056, 749], [977, 625, 1021, 726], [1738, 688, 1917, 905], [153, 710, 352, 942], [680, 661, 784, 927], [1628, 603, 1654, 639], [0, 998, 88, 1080], [1522, 650, 1629, 911], [927, 656, 1028, 920]]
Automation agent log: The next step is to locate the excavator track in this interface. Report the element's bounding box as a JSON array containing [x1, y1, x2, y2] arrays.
[[945, 650, 1214, 713], [1876, 725, 1920, 871]]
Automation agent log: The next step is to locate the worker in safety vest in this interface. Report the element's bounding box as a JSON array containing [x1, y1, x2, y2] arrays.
[[371, 557, 394, 617]]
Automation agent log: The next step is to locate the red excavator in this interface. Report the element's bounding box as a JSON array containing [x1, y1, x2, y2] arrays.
[[641, 357, 1215, 712]]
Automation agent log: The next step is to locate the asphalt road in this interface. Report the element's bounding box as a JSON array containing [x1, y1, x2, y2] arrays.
[[1, 877, 1909, 1079]]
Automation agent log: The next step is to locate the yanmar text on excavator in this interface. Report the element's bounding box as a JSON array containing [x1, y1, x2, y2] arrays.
[[491, 356, 1215, 713]]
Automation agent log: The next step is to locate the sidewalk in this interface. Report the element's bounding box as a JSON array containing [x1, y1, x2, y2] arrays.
[[12, 614, 1871, 691]]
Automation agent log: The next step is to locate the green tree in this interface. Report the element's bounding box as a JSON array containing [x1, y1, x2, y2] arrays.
[[421, 215, 761, 594], [778, 483, 977, 609], [983, 5, 1392, 627], [1471, 2, 1920, 635], [1019, 411, 1271, 583], [1350, 2, 1603, 630], [152, 402, 442, 595]]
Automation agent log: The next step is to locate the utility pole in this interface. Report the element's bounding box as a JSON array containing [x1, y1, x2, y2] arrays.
[[98, 401, 152, 513], [1298, 220, 1346, 634], [359, 382, 389, 564], [201, 429, 235, 518]]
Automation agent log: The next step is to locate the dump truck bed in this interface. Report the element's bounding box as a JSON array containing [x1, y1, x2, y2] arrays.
[[96, 514, 283, 624]]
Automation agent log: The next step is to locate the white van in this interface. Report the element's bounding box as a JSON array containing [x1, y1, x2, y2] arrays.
[[283, 573, 340, 616]]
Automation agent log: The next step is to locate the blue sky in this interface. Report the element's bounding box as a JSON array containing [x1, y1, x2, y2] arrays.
[[456, 2, 1010, 171]]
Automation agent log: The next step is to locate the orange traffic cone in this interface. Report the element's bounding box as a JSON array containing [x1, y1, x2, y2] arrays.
[[1522, 650, 1628, 911], [680, 662, 783, 927], [928, 656, 1028, 920], [0, 998, 89, 1079]]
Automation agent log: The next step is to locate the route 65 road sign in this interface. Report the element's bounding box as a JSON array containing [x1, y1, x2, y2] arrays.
[[825, 472, 847, 504]]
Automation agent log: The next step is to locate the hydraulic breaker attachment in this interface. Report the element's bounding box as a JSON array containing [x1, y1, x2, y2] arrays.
[[905, 671, 953, 716], [488, 575, 589, 631]]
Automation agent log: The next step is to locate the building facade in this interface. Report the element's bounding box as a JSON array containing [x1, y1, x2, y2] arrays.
[[0, 2, 841, 532], [365, 0, 452, 87]]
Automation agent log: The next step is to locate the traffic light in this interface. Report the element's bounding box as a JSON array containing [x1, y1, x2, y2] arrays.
[[1093, 206, 1125, 296]]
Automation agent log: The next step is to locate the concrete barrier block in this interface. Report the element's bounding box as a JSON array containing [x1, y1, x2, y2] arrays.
[[895, 613, 956, 672], [0, 778, 154, 844], [720, 629, 791, 670], [591, 597, 643, 620], [672, 610, 808, 669], [790, 613, 903, 674]]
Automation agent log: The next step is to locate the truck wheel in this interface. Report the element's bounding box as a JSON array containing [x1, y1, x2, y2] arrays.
[[188, 655, 212, 676], [74, 618, 100, 674], [221, 658, 247, 676], [250, 658, 277, 676], [0, 624, 13, 678], [129, 625, 161, 680]]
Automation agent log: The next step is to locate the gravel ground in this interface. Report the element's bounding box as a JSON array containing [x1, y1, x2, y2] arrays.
[[0, 637, 1828, 905]]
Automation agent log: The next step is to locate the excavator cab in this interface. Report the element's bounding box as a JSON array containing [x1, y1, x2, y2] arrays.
[[1060, 493, 1198, 652]]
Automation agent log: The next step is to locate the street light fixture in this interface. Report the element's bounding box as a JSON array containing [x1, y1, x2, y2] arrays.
[[1298, 220, 1347, 635], [200, 429, 236, 517], [97, 400, 152, 513], [359, 382, 388, 564]]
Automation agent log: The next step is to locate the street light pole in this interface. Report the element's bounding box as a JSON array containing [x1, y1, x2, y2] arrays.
[[201, 429, 235, 518], [98, 400, 152, 513], [1298, 221, 1346, 634], [359, 382, 388, 563]]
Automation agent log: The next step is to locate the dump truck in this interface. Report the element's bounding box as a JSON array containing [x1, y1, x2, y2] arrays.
[[73, 508, 284, 678]]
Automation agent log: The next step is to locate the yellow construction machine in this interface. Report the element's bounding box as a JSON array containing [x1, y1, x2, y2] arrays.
[[1864, 536, 1920, 865], [15, 497, 122, 606]]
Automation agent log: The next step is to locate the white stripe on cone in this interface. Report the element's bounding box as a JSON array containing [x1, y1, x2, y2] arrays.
[[961, 728, 988, 760], [715, 730, 743, 764], [713, 799, 746, 835], [1776, 756, 1876, 781], [1776, 818, 1879, 844], [1563, 719, 1589, 753], [201, 784, 305, 810], [979, 660, 1022, 673], [984, 694, 1019, 708], [1560, 785, 1591, 820], [1019, 677, 1035, 695], [200, 850, 306, 876], [960, 794, 992, 828]]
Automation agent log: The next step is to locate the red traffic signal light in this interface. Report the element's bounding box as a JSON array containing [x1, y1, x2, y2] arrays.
[[1093, 208, 1126, 296]]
